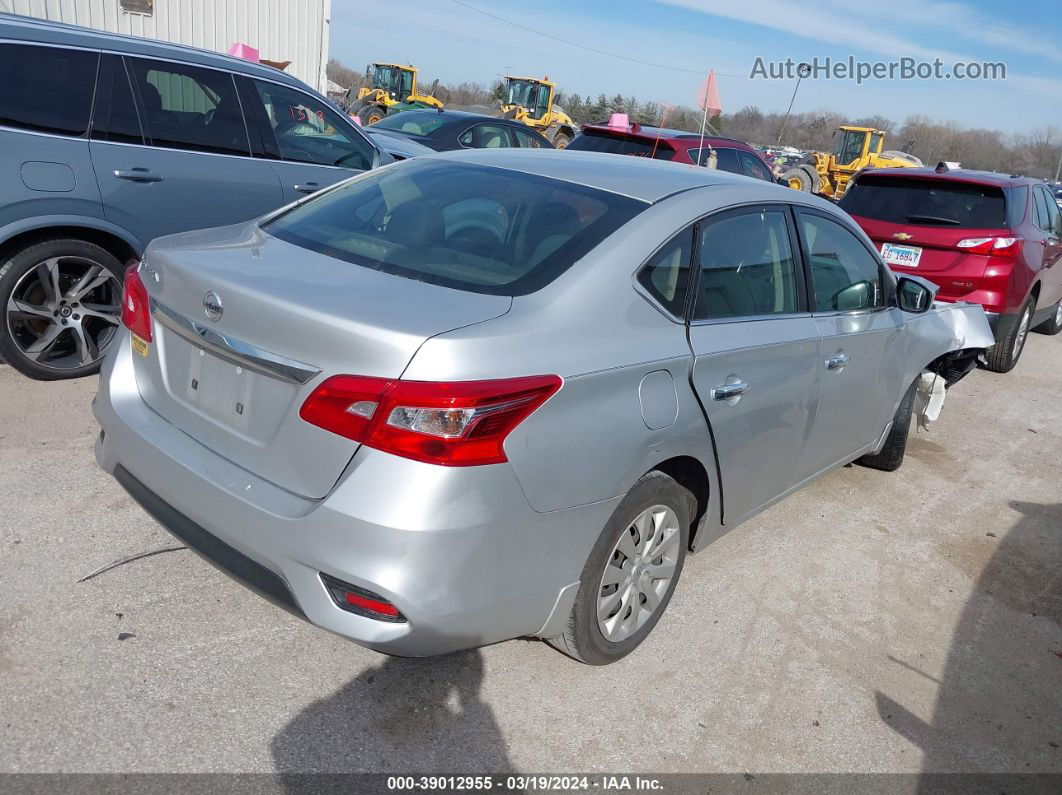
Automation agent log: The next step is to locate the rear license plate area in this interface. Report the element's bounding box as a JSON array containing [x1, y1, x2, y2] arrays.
[[880, 242, 923, 268]]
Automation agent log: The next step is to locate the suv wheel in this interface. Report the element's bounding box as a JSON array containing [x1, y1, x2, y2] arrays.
[[550, 471, 691, 665], [0, 239, 123, 381], [1033, 299, 1062, 336], [985, 297, 1034, 373]]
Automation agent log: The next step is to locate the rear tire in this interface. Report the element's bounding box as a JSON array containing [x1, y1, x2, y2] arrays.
[[549, 471, 691, 665], [985, 296, 1034, 373], [1032, 299, 1062, 336], [782, 167, 812, 192], [858, 379, 917, 472], [0, 238, 123, 381]]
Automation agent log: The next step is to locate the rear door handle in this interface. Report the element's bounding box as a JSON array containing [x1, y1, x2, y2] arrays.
[[826, 352, 850, 370], [711, 381, 750, 401], [294, 182, 320, 194], [114, 168, 163, 182]]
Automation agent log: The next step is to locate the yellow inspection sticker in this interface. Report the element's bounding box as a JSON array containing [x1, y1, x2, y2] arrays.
[[131, 334, 149, 357]]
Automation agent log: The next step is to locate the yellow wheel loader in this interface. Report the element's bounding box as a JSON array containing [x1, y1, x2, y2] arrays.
[[781, 126, 922, 200], [498, 76, 576, 148], [349, 63, 443, 125]]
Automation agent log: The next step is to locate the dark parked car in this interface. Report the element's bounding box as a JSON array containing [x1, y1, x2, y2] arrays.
[[365, 109, 554, 152], [566, 122, 776, 182], [840, 167, 1062, 372], [0, 13, 393, 381]]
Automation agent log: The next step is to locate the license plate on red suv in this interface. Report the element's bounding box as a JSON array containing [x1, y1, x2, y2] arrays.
[[880, 242, 923, 268]]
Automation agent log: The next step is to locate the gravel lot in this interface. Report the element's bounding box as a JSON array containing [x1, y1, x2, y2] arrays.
[[0, 333, 1059, 777]]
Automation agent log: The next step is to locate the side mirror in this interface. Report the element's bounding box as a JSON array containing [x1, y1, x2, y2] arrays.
[[835, 280, 871, 311], [896, 276, 935, 313]]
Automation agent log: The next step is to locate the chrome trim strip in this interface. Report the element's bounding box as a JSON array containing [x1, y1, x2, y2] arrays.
[[150, 298, 321, 385]]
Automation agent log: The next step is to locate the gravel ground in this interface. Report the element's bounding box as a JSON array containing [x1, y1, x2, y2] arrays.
[[0, 333, 1059, 777]]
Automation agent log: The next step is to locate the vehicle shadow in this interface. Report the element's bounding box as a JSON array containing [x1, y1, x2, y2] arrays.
[[271, 647, 516, 780], [876, 500, 1062, 783]]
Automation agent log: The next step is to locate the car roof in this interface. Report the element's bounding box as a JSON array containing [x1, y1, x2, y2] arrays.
[[857, 167, 1037, 188], [579, 123, 754, 149], [427, 148, 794, 203], [0, 12, 311, 90], [386, 109, 522, 125]]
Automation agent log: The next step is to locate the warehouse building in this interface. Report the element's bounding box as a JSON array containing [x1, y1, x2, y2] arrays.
[[1, 0, 332, 93]]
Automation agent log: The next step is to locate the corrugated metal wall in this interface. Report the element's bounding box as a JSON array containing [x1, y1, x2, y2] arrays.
[[1, 0, 331, 92]]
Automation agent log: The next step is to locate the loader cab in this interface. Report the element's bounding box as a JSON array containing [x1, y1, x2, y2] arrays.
[[367, 63, 415, 101], [504, 77, 553, 121], [832, 126, 886, 169]]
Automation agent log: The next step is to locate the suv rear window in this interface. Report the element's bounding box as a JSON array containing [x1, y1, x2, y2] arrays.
[[567, 131, 675, 160], [264, 159, 646, 295], [840, 176, 1013, 228], [0, 44, 99, 137]]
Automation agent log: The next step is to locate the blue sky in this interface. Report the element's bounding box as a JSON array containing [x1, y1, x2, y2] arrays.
[[331, 0, 1061, 132]]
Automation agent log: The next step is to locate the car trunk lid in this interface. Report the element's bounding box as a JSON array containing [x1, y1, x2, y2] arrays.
[[132, 222, 511, 499]]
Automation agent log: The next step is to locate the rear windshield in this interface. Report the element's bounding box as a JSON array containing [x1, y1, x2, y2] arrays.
[[373, 112, 447, 137], [567, 131, 675, 161], [840, 176, 1017, 228], [264, 159, 646, 295]]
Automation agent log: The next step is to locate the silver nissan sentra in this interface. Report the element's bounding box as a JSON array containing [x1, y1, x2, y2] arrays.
[[94, 149, 993, 664]]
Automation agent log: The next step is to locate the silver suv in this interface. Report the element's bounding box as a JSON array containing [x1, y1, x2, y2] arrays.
[[0, 13, 390, 380]]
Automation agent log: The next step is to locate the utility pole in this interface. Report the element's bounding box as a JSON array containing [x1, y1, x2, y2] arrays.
[[1055, 148, 1061, 182], [777, 62, 811, 145]]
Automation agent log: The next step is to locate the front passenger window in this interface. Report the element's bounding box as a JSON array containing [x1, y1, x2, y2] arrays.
[[693, 209, 799, 320], [253, 80, 373, 170], [800, 213, 884, 311]]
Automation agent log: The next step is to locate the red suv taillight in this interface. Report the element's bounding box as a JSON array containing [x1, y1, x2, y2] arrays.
[[956, 236, 1022, 257], [121, 262, 153, 342], [300, 374, 562, 466]]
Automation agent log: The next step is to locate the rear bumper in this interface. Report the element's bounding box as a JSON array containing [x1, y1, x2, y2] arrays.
[[94, 336, 619, 656]]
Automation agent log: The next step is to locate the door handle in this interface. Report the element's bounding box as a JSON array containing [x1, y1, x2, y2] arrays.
[[826, 352, 850, 370], [711, 381, 750, 401], [294, 182, 320, 194], [114, 168, 163, 182]]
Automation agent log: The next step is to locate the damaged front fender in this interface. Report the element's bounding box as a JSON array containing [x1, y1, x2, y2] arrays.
[[903, 301, 995, 387]]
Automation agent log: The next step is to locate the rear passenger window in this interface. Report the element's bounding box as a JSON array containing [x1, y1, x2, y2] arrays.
[[473, 124, 513, 148], [92, 55, 144, 144], [800, 213, 884, 312], [126, 58, 249, 156], [693, 209, 800, 320], [637, 228, 694, 317], [0, 44, 98, 137]]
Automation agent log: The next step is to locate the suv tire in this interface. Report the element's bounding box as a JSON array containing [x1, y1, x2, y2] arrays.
[[1033, 299, 1062, 336], [0, 238, 124, 381], [985, 296, 1034, 373], [550, 471, 692, 665]]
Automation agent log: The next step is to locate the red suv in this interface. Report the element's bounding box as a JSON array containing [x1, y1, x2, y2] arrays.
[[840, 167, 1062, 371], [567, 122, 777, 183]]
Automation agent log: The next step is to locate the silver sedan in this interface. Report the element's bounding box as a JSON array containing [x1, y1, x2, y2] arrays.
[[94, 149, 993, 664]]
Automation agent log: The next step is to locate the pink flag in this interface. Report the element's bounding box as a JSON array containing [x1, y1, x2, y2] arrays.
[[697, 70, 722, 117]]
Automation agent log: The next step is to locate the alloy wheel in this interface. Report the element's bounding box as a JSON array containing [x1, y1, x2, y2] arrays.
[[596, 504, 681, 643], [1013, 304, 1032, 362], [5, 256, 121, 372]]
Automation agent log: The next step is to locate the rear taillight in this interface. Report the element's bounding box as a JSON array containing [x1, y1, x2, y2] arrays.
[[956, 237, 1022, 257], [121, 262, 153, 341], [300, 374, 562, 466]]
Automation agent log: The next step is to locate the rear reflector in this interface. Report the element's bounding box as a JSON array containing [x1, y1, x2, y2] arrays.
[[300, 374, 562, 466], [121, 262, 153, 342], [321, 573, 405, 622], [956, 237, 1022, 257]]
